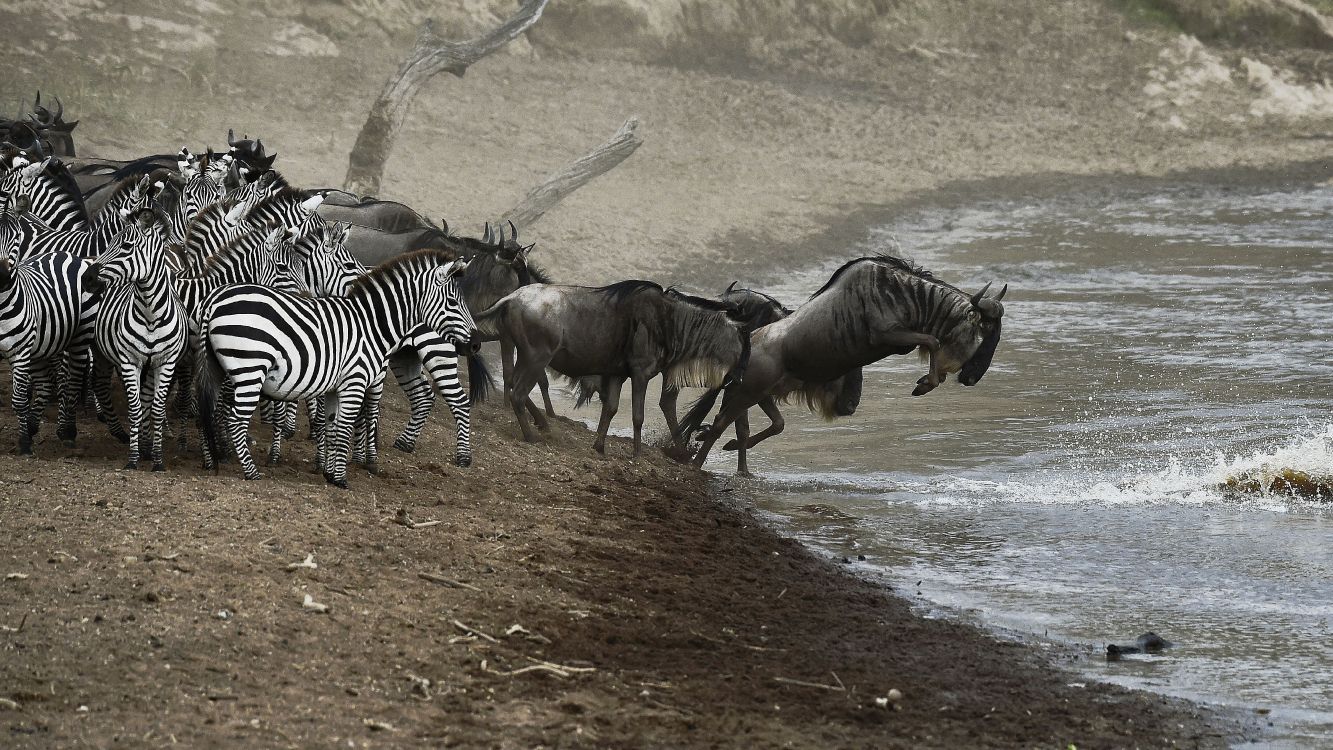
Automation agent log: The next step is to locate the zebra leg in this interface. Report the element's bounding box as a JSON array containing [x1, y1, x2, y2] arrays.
[[390, 350, 433, 453], [12, 358, 34, 455], [305, 398, 321, 441], [148, 361, 177, 471], [119, 362, 145, 470], [91, 358, 129, 444], [226, 379, 264, 481], [263, 400, 285, 466], [356, 376, 384, 474], [439, 370, 473, 468], [172, 353, 194, 450], [56, 354, 90, 447], [322, 390, 363, 489], [281, 401, 297, 440]]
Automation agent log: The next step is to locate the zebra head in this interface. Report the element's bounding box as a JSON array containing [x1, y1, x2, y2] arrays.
[[424, 260, 478, 352], [282, 217, 364, 297], [3, 157, 51, 202], [0, 192, 30, 286], [83, 208, 167, 293]]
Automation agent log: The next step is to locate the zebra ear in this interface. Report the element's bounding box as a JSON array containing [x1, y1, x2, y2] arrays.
[[12, 193, 31, 215]]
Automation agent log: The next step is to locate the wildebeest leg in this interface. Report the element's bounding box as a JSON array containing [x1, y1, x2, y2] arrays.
[[591, 376, 623, 455], [691, 390, 758, 469], [723, 397, 784, 451], [537, 371, 556, 418], [875, 332, 942, 395], [658, 385, 686, 450], [734, 410, 753, 477], [509, 348, 549, 443], [629, 373, 648, 458]]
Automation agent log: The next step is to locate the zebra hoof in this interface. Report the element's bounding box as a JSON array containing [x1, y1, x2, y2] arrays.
[[110, 431, 130, 445], [62, 439, 76, 449], [123, 461, 138, 471], [364, 463, 379, 476], [455, 455, 472, 468], [327, 477, 348, 490], [393, 437, 416, 453], [243, 472, 262, 481], [152, 463, 166, 472]]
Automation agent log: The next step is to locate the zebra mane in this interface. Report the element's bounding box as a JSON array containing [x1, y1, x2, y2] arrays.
[[246, 185, 309, 215], [196, 230, 265, 276], [345, 248, 459, 296], [809, 254, 945, 300], [32, 159, 91, 227]]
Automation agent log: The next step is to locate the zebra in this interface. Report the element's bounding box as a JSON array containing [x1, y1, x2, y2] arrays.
[[0, 157, 90, 232], [0, 240, 99, 454], [83, 209, 188, 471], [196, 249, 476, 488], [353, 330, 485, 471], [178, 170, 290, 274], [3, 174, 157, 262]]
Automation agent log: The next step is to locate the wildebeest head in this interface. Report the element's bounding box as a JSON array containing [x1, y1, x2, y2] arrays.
[[460, 221, 546, 311], [956, 283, 1006, 386], [661, 287, 751, 391], [225, 129, 276, 187], [718, 281, 792, 334], [27, 92, 77, 157]]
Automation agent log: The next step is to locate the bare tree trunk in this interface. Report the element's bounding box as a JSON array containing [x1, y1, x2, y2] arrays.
[[501, 117, 644, 230], [343, 0, 550, 197]]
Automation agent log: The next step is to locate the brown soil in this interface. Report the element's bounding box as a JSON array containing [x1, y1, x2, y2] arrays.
[[0, 398, 1250, 748], [2, 0, 1327, 746]]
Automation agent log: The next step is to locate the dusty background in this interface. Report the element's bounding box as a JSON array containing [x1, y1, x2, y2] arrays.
[[2, 0, 1331, 746]]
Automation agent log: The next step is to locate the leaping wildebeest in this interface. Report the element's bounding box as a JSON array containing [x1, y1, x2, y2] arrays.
[[678, 255, 1005, 474], [476, 280, 750, 457]]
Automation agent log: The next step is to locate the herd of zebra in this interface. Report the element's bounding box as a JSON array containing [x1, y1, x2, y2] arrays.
[[0, 95, 1007, 488]]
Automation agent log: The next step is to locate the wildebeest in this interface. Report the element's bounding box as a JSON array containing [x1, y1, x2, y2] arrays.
[[678, 255, 1005, 474], [317, 190, 437, 233], [476, 280, 750, 457], [652, 282, 863, 457], [1, 92, 78, 158]]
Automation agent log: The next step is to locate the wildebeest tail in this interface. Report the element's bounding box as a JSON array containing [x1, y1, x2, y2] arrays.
[[567, 376, 601, 409], [675, 387, 723, 445], [466, 352, 493, 405]]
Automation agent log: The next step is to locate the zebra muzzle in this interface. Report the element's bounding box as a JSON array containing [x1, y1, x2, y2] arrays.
[[80, 265, 105, 294]]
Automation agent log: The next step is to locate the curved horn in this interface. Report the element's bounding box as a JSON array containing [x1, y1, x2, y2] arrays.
[[227, 128, 236, 146], [53, 96, 63, 122], [441, 219, 450, 236], [507, 220, 517, 242], [33, 90, 40, 112], [970, 282, 992, 308], [994, 283, 1007, 301], [481, 222, 493, 244], [725, 280, 738, 293]]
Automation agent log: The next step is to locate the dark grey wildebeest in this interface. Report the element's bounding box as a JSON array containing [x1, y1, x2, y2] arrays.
[[476, 280, 750, 457], [678, 255, 1005, 474], [654, 282, 864, 457]]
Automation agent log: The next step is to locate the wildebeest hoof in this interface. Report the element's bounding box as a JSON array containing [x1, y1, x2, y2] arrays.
[[911, 381, 937, 396]]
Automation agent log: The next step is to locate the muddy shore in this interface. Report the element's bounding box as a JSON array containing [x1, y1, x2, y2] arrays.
[[4, 0, 1331, 744]]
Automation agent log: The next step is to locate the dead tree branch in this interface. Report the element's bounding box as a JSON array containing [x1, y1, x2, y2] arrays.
[[343, 0, 550, 196], [500, 117, 644, 230]]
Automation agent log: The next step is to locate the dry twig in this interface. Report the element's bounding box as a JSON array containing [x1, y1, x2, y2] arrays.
[[418, 572, 481, 591], [773, 675, 846, 692]]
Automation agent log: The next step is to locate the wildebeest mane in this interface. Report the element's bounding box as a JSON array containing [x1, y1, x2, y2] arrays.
[[665, 286, 736, 314], [595, 279, 663, 304], [808, 254, 946, 300], [105, 154, 178, 187]]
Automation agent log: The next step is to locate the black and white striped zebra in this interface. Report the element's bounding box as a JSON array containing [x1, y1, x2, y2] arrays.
[[178, 170, 290, 273], [196, 250, 476, 488], [355, 329, 485, 470], [0, 239, 99, 454], [83, 209, 188, 471], [0, 157, 90, 232], [5, 174, 156, 261]]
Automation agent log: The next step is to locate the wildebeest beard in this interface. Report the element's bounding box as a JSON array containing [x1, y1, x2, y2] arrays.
[[957, 318, 1001, 386]]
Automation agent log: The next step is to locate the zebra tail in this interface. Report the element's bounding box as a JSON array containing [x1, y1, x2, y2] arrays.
[[675, 387, 724, 445], [196, 339, 224, 469], [466, 352, 493, 405]]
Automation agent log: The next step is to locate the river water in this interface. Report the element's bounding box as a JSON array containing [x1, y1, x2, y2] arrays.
[[699, 182, 1333, 746]]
